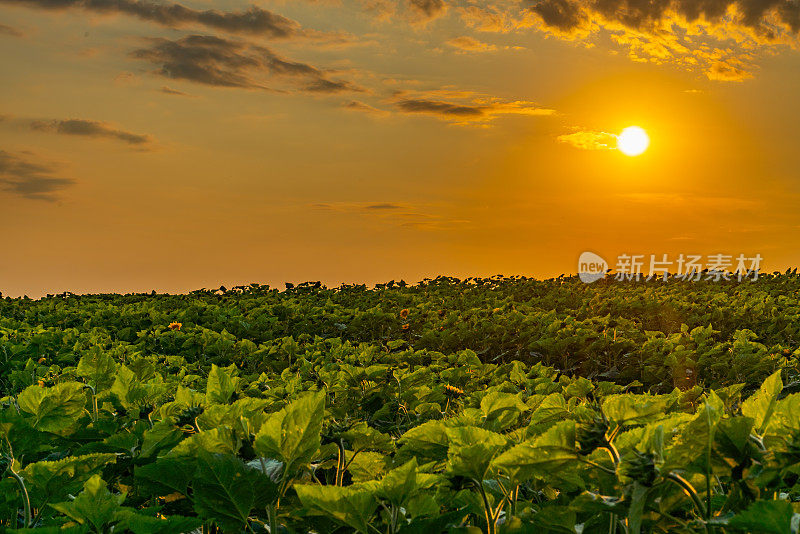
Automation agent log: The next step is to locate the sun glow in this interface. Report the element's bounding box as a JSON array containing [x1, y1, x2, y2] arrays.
[[617, 126, 650, 156]]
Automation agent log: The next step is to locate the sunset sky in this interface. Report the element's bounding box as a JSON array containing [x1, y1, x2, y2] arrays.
[[2, 0, 800, 296]]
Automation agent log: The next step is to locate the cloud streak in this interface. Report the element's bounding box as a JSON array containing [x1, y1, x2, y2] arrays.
[[30, 119, 153, 145], [390, 89, 554, 124], [0, 149, 75, 201], [557, 129, 617, 150], [0, 23, 23, 36], [0, 0, 300, 38], [131, 35, 363, 94]]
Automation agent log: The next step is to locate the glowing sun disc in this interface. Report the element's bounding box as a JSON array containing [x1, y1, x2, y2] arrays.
[[617, 126, 650, 156]]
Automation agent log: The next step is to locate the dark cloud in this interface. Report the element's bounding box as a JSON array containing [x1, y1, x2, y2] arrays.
[[0, 0, 300, 38], [396, 99, 485, 117], [0, 23, 23, 36], [131, 35, 363, 93], [364, 203, 403, 209], [343, 100, 389, 115], [30, 119, 152, 145], [408, 0, 447, 20], [160, 85, 193, 96], [392, 93, 553, 123], [0, 149, 74, 201], [523, 0, 800, 79]]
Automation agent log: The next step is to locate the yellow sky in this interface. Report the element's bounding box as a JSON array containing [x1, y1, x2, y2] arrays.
[[2, 0, 800, 296]]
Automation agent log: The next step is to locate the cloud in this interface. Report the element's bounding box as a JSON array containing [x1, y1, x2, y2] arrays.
[[0, 23, 23, 36], [364, 202, 403, 209], [391, 89, 554, 124], [522, 0, 800, 80], [311, 201, 409, 211], [557, 129, 617, 150], [343, 100, 389, 115], [30, 119, 153, 145], [160, 85, 193, 96], [0, 0, 300, 38], [309, 201, 466, 230], [408, 0, 447, 21], [130, 35, 363, 94], [458, 5, 517, 32], [0, 149, 75, 201], [446, 36, 498, 51]]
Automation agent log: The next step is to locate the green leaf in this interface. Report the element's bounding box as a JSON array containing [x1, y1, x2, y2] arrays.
[[295, 483, 378, 533], [22, 454, 117, 509], [76, 347, 118, 392], [397, 420, 449, 462], [663, 392, 724, 474], [135, 455, 197, 497], [445, 426, 507, 480], [491, 421, 579, 485], [254, 391, 325, 473], [601, 393, 675, 426], [376, 458, 419, 506], [138, 421, 184, 461], [205, 364, 239, 405], [340, 421, 394, 453], [727, 500, 793, 534], [192, 452, 278, 532], [17, 382, 86, 434], [742, 370, 783, 435], [480, 392, 528, 431], [115, 510, 202, 534], [50, 475, 125, 532]]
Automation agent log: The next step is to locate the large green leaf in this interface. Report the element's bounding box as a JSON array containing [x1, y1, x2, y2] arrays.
[[76, 347, 118, 392], [205, 364, 239, 405], [192, 452, 278, 532], [17, 382, 86, 434], [601, 393, 676, 426], [134, 455, 197, 497], [295, 483, 378, 533], [445, 426, 507, 480], [138, 421, 184, 461], [254, 391, 325, 473], [22, 453, 117, 509], [115, 510, 202, 534], [396, 420, 449, 462], [491, 420, 579, 485], [375, 458, 419, 506], [663, 392, 724, 474], [741, 370, 783, 435], [727, 500, 793, 534], [480, 392, 528, 431], [340, 421, 394, 453], [50, 475, 125, 532]]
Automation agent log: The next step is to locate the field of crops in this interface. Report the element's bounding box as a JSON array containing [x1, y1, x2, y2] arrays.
[[3, 274, 800, 533]]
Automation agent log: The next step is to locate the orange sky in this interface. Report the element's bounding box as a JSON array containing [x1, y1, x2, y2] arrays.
[[2, 0, 800, 296]]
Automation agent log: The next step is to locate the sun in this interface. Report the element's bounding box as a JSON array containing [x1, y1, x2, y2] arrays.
[[617, 126, 650, 156]]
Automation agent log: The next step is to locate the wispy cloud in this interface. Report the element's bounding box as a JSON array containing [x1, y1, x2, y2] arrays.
[[0, 0, 301, 38], [131, 35, 364, 94], [0, 23, 23, 37], [30, 119, 153, 146], [557, 128, 617, 150], [0, 149, 75, 201], [160, 86, 194, 97], [446, 36, 498, 52], [390, 88, 554, 125], [342, 100, 390, 115]]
